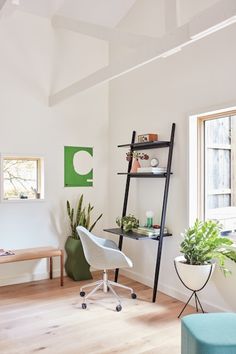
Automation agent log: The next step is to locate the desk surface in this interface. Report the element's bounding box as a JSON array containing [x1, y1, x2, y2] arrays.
[[104, 228, 172, 241]]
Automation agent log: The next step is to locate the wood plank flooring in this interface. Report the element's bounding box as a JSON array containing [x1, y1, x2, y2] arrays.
[[0, 273, 193, 354]]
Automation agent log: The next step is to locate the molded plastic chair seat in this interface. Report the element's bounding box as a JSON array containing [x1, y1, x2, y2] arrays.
[[76, 226, 136, 311], [181, 313, 236, 354]]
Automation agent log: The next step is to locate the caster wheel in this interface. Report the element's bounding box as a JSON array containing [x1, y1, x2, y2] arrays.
[[82, 303, 87, 309], [80, 291, 85, 297], [131, 293, 137, 299], [116, 304, 122, 312]]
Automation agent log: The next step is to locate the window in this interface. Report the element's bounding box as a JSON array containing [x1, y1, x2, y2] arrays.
[[2, 157, 44, 201], [198, 111, 236, 231]]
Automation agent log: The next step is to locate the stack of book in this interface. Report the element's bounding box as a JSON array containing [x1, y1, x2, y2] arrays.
[[133, 226, 168, 237], [137, 167, 167, 174]]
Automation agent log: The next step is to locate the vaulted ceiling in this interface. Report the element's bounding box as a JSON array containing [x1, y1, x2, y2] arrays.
[[1, 0, 236, 105]]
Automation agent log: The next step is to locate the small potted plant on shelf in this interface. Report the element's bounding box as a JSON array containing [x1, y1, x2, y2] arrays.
[[174, 219, 236, 291], [116, 214, 139, 232], [65, 195, 103, 281], [126, 151, 149, 173]]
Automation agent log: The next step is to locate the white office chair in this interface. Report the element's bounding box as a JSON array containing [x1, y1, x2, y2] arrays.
[[77, 226, 136, 311]]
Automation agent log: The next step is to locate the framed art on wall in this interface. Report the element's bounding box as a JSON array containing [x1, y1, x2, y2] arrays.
[[64, 146, 93, 187]]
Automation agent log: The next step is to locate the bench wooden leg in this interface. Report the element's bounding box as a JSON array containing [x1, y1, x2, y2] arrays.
[[60, 250, 64, 286], [49, 257, 53, 279]]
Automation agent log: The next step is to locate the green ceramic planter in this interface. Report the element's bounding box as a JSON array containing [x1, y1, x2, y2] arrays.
[[65, 236, 92, 281]]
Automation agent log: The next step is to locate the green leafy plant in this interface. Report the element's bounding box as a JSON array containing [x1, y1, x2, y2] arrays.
[[116, 214, 139, 232], [67, 195, 103, 239], [180, 219, 236, 275]]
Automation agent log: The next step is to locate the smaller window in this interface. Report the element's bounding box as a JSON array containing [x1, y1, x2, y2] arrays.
[[2, 157, 44, 201]]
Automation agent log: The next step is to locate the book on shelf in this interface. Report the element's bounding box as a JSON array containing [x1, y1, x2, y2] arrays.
[[137, 167, 167, 174], [0, 249, 15, 257], [133, 227, 168, 237]]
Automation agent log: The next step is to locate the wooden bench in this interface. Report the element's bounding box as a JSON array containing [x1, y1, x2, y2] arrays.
[[0, 247, 64, 286]]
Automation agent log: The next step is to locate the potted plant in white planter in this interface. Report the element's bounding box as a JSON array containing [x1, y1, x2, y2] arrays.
[[65, 195, 103, 281], [174, 219, 236, 316]]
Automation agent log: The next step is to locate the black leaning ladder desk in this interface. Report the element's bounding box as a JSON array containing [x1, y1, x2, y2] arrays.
[[104, 123, 175, 303]]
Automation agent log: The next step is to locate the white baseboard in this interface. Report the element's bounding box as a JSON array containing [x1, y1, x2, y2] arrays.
[[0, 267, 229, 313], [121, 268, 227, 313], [0, 269, 62, 287]]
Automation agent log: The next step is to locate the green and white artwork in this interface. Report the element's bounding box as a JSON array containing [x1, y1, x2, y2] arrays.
[[64, 146, 93, 187]]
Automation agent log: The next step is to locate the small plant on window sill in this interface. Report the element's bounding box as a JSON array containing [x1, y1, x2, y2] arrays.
[[31, 188, 41, 199], [19, 193, 28, 199]]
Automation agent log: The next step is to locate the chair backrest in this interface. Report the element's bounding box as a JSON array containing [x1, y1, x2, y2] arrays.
[[77, 226, 132, 270]]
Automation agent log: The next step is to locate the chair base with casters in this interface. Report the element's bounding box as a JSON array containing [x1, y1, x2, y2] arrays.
[[80, 269, 137, 312], [76, 225, 137, 312]]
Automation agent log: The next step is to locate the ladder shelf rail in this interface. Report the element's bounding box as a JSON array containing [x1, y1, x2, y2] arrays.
[[105, 123, 175, 302]]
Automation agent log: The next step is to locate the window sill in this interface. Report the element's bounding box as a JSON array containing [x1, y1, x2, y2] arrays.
[[1, 198, 45, 203]]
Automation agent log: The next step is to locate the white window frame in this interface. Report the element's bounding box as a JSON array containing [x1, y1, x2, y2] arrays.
[[0, 154, 45, 202], [189, 107, 236, 230]]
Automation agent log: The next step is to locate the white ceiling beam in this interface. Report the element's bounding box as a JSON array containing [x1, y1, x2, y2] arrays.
[[49, 25, 189, 106], [49, 0, 236, 106], [165, 0, 178, 33], [189, 0, 236, 38], [51, 15, 157, 48]]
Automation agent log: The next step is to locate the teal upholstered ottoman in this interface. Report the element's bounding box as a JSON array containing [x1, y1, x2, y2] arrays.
[[181, 313, 236, 354]]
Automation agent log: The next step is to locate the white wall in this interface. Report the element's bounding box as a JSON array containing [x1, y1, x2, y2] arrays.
[[1, 1, 236, 313], [0, 11, 109, 285], [109, 7, 236, 311]]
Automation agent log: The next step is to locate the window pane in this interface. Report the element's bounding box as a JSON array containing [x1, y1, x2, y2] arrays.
[[206, 149, 231, 191], [204, 115, 236, 231], [3, 159, 38, 200], [207, 194, 231, 209], [205, 117, 231, 145]]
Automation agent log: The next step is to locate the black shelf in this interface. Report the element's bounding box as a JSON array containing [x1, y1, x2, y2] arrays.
[[104, 228, 172, 240], [106, 123, 175, 303], [118, 140, 170, 150], [117, 172, 171, 178]]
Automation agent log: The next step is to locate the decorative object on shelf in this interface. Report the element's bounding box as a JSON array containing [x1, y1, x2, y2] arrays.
[[65, 194, 103, 281], [137, 166, 166, 174], [131, 158, 141, 173], [116, 214, 139, 232], [64, 146, 93, 187], [146, 210, 154, 228], [138, 133, 158, 143], [133, 226, 168, 237], [150, 158, 159, 167], [126, 151, 149, 173], [126, 151, 149, 162], [175, 219, 236, 317]]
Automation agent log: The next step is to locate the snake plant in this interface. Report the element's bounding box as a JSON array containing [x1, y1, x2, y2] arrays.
[[67, 195, 103, 239]]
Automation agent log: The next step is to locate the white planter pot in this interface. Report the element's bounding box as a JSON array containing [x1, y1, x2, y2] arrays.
[[174, 256, 215, 291]]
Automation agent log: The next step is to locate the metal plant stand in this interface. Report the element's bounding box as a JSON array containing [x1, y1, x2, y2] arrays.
[[174, 260, 214, 318]]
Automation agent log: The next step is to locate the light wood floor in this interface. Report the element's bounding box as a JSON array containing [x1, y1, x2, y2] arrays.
[[0, 273, 193, 354]]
